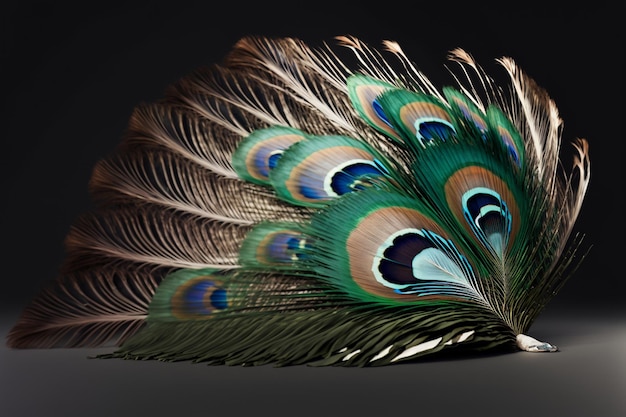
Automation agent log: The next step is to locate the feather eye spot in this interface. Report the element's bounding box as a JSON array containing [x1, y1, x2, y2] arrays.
[[414, 117, 456, 146], [497, 127, 521, 167], [209, 288, 228, 310], [444, 166, 521, 257], [341, 202, 483, 302], [279, 143, 390, 205], [372, 98, 395, 130], [462, 187, 512, 257], [375, 230, 434, 288], [172, 277, 228, 319], [507, 145, 520, 166], [232, 127, 307, 184], [259, 232, 309, 264], [451, 98, 488, 133], [324, 159, 386, 196], [247, 137, 302, 181], [372, 228, 475, 296], [346, 76, 401, 141], [391, 97, 457, 146], [268, 150, 284, 169], [485, 106, 525, 168], [239, 223, 309, 267], [443, 89, 488, 138]]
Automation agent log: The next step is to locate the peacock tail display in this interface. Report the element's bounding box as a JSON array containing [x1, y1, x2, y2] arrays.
[[6, 36, 591, 366]]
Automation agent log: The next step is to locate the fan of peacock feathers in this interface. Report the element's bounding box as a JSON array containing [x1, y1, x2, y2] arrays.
[[6, 36, 590, 366]]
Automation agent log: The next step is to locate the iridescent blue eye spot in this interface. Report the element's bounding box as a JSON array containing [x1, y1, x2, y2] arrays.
[[331, 162, 384, 195], [507, 144, 520, 166], [286, 236, 310, 261], [371, 228, 476, 299], [300, 159, 387, 199], [459, 107, 472, 121], [373, 98, 394, 129], [253, 153, 270, 178], [497, 128, 521, 167], [414, 117, 456, 144], [462, 187, 512, 256], [209, 288, 228, 310], [299, 184, 322, 199], [286, 236, 305, 252], [177, 279, 228, 316], [268, 150, 283, 169], [183, 281, 214, 307], [455, 101, 487, 134], [378, 232, 433, 285], [262, 232, 309, 263], [255, 150, 284, 177]]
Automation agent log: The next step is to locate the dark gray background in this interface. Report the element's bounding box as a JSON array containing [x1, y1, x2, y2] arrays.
[[1, 2, 624, 416]]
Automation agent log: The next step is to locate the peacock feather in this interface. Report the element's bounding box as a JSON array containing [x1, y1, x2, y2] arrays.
[[6, 36, 591, 366]]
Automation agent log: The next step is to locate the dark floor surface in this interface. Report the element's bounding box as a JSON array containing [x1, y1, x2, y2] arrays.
[[2, 307, 624, 417]]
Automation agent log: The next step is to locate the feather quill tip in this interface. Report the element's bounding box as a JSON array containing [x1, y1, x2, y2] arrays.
[[516, 334, 558, 352]]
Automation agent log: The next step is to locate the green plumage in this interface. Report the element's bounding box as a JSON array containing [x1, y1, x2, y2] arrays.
[[7, 36, 590, 367], [105, 303, 515, 367]]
